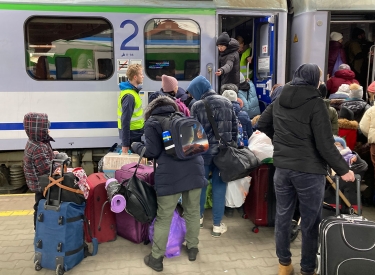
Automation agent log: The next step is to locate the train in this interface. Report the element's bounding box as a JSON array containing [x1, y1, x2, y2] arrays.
[[0, 0, 374, 175]]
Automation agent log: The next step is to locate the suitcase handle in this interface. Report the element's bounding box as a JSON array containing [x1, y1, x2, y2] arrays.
[[335, 174, 361, 216]]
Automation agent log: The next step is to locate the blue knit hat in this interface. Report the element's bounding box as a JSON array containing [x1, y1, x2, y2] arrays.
[[334, 136, 346, 148]]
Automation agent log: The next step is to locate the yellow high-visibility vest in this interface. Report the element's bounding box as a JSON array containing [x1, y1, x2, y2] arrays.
[[117, 89, 144, 130]]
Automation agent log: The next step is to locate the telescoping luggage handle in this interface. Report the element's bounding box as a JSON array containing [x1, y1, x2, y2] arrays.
[[132, 147, 154, 177], [335, 174, 361, 216]]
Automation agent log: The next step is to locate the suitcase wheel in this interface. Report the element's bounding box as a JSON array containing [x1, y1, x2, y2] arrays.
[[242, 213, 248, 219], [56, 264, 64, 275], [34, 260, 42, 271], [252, 226, 259, 233]]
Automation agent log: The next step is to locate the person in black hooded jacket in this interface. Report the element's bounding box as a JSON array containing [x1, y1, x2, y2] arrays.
[[131, 96, 206, 272], [258, 63, 354, 275], [215, 32, 240, 88]]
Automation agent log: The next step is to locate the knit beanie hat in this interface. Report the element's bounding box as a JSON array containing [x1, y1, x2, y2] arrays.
[[161, 74, 178, 93], [237, 98, 244, 108], [330, 32, 343, 42], [220, 83, 238, 95], [240, 72, 245, 83], [334, 136, 346, 149], [216, 32, 231, 46], [368, 81, 375, 102], [349, 83, 363, 99], [222, 90, 237, 102], [339, 107, 354, 121], [336, 84, 350, 95]]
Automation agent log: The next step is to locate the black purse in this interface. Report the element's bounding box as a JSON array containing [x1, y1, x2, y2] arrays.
[[203, 100, 259, 182], [122, 148, 157, 223]]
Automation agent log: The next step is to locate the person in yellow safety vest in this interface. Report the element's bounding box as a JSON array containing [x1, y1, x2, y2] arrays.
[[236, 36, 253, 80], [118, 64, 145, 154]]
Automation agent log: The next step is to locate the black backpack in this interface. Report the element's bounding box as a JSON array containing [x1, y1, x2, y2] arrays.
[[153, 113, 209, 160]]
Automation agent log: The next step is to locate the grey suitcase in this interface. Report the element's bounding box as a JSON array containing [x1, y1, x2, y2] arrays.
[[316, 175, 375, 275]]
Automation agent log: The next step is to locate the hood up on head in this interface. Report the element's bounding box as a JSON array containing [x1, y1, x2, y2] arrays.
[[186, 75, 212, 100], [271, 85, 284, 102], [290, 63, 321, 87], [278, 84, 321, 109], [144, 96, 178, 120], [23, 112, 52, 142]]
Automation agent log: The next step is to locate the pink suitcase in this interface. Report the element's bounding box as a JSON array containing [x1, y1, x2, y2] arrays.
[[114, 162, 154, 244]]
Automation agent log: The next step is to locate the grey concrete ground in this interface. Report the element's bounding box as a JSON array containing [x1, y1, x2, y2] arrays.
[[0, 194, 374, 275]]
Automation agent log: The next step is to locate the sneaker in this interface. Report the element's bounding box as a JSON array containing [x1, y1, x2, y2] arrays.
[[211, 223, 227, 237], [187, 247, 199, 261], [144, 253, 163, 272], [200, 216, 203, 229]]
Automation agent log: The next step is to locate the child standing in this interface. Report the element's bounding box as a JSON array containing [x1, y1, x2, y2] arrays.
[[23, 112, 55, 230]]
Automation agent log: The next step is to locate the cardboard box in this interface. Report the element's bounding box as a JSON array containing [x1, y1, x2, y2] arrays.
[[102, 152, 147, 170]]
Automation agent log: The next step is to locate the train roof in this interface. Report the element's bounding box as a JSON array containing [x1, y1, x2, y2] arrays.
[[293, 0, 375, 15], [0, 0, 287, 12]]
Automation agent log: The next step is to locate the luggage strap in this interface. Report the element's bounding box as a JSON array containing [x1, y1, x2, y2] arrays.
[[83, 215, 98, 257], [43, 176, 84, 197]]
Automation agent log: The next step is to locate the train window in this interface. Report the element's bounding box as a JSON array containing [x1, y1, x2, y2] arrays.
[[25, 16, 114, 81], [144, 19, 201, 81]]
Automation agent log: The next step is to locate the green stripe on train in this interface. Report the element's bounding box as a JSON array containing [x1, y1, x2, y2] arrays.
[[0, 4, 215, 15]]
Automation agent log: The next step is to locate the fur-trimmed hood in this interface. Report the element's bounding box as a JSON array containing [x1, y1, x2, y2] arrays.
[[338, 118, 358, 129], [144, 96, 178, 120]]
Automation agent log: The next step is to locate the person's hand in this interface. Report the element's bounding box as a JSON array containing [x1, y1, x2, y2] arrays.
[[215, 69, 222, 76], [350, 156, 357, 164], [121, 147, 129, 155], [341, 170, 355, 182], [246, 56, 253, 63], [131, 142, 141, 153], [53, 151, 59, 155], [327, 74, 330, 79]]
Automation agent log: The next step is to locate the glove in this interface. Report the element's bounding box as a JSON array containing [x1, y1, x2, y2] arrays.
[[131, 142, 142, 153]]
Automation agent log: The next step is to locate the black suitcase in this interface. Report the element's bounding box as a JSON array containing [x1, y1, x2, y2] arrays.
[[316, 175, 375, 275]]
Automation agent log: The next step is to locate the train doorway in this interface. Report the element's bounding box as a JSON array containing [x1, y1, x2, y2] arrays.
[[218, 13, 278, 106]]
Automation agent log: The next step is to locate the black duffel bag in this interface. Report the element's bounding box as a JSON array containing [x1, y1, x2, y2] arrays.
[[39, 159, 85, 205], [203, 100, 260, 182]]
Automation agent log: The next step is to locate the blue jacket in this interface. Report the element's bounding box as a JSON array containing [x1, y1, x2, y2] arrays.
[[132, 96, 206, 196], [187, 76, 238, 165], [238, 80, 260, 119], [232, 101, 253, 138]]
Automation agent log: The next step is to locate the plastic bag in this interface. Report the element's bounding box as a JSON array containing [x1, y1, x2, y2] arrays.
[[149, 210, 186, 258], [248, 130, 274, 162], [225, 177, 251, 207]]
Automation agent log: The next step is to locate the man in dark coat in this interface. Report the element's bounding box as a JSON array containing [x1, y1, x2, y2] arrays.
[[187, 75, 237, 237], [258, 63, 354, 275], [131, 96, 206, 271], [215, 32, 240, 88]]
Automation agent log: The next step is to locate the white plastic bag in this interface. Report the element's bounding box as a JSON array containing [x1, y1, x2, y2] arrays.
[[248, 130, 274, 161], [225, 177, 251, 207]]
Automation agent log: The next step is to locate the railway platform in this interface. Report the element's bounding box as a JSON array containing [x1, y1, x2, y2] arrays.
[[1, 194, 375, 275]]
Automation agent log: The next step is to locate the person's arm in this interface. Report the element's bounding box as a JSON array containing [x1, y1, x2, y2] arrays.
[[331, 108, 339, 135], [34, 145, 53, 176], [231, 110, 238, 142], [359, 107, 371, 137], [131, 121, 163, 159], [220, 54, 235, 74], [257, 104, 274, 140], [121, 94, 135, 152]]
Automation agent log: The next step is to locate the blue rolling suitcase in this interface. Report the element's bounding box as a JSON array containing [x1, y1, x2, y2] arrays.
[[34, 159, 97, 275]]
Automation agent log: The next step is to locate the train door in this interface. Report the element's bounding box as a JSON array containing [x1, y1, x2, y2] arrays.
[[217, 12, 278, 107]]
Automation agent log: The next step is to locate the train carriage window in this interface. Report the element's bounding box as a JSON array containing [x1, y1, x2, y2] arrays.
[[144, 19, 201, 81], [25, 16, 114, 81]]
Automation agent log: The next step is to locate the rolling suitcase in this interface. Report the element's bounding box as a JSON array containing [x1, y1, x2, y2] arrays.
[[316, 175, 375, 275], [34, 163, 98, 275], [243, 164, 276, 232], [84, 173, 117, 243], [114, 158, 154, 244]]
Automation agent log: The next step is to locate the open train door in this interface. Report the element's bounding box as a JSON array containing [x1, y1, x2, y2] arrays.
[[253, 16, 276, 107]]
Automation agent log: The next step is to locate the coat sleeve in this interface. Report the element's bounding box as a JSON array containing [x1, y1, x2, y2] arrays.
[[231, 110, 238, 142], [311, 100, 349, 176], [330, 107, 339, 135], [34, 145, 53, 176], [326, 79, 333, 94], [121, 94, 135, 147], [359, 107, 371, 137], [221, 54, 235, 74], [133, 120, 163, 159], [257, 103, 274, 140]]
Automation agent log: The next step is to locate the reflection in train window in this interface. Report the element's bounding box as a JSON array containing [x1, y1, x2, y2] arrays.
[[144, 19, 201, 81], [25, 17, 114, 81]]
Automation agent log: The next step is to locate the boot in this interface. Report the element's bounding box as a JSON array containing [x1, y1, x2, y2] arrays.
[[300, 270, 316, 275], [278, 262, 294, 275], [187, 247, 199, 261], [144, 253, 163, 272]]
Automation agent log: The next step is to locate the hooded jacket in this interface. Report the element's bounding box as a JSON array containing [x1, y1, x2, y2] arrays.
[[23, 113, 54, 192], [327, 69, 359, 94], [187, 76, 238, 165], [219, 38, 240, 87], [238, 80, 260, 118], [232, 101, 253, 138], [258, 64, 349, 176], [132, 96, 206, 196], [341, 99, 370, 123]]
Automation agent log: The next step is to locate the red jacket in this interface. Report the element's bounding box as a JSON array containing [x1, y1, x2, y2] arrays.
[[23, 113, 54, 192], [327, 69, 359, 95]]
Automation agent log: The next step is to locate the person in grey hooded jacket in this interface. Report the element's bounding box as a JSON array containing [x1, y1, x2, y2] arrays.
[[187, 75, 237, 238]]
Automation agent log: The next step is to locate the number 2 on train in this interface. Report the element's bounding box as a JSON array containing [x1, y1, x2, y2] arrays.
[[120, 20, 139, 51]]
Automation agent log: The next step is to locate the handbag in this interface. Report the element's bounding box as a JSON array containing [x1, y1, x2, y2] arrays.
[[203, 100, 260, 182], [122, 147, 157, 223]]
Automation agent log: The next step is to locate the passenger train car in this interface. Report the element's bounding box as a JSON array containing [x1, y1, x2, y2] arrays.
[[0, 0, 288, 171]]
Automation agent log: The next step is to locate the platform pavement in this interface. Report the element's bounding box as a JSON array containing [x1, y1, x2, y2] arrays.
[[0, 194, 374, 275]]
